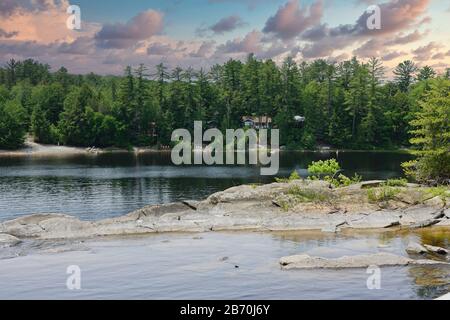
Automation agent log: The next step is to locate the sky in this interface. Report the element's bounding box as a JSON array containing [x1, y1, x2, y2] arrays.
[[0, 0, 449, 75]]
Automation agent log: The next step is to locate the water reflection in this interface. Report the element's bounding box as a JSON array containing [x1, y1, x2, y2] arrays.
[[0, 229, 447, 299], [0, 151, 413, 221]]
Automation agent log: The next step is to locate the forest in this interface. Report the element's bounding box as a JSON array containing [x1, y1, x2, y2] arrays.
[[0, 55, 449, 152]]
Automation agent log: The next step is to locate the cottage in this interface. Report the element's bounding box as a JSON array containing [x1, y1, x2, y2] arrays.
[[241, 116, 273, 129]]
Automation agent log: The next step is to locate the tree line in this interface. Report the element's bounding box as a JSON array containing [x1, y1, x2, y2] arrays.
[[0, 55, 449, 152]]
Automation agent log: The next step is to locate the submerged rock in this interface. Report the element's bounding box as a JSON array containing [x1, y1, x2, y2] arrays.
[[0, 234, 21, 247], [406, 242, 428, 255], [279, 252, 450, 270], [423, 244, 449, 255]]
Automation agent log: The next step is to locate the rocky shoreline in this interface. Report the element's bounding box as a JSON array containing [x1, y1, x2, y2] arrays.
[[0, 180, 449, 246]]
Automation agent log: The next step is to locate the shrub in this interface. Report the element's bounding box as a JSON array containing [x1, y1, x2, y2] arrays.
[[308, 159, 362, 187], [326, 173, 362, 187], [287, 185, 330, 202], [275, 170, 301, 183], [367, 186, 400, 203], [308, 159, 341, 177], [384, 178, 408, 187]]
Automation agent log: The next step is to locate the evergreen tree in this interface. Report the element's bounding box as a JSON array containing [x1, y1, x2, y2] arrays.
[[394, 60, 417, 92], [0, 99, 26, 149], [417, 66, 436, 81], [403, 78, 450, 183]]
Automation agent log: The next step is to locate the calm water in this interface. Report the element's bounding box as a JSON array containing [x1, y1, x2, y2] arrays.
[[0, 151, 412, 221], [0, 229, 448, 299]]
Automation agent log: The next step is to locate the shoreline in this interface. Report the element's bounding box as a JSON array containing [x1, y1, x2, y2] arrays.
[[0, 140, 412, 157], [1, 180, 448, 244]]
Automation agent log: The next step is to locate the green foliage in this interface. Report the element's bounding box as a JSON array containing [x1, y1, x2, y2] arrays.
[[0, 99, 27, 149], [307, 159, 362, 187], [308, 159, 341, 177], [384, 178, 408, 187], [403, 78, 450, 183], [422, 186, 449, 200], [275, 170, 301, 183], [394, 60, 417, 92], [0, 57, 446, 153], [417, 66, 436, 82], [287, 185, 330, 203], [367, 186, 401, 203], [326, 173, 362, 187]]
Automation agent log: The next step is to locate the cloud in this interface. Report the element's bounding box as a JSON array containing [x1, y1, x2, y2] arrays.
[[352, 38, 382, 57], [0, 28, 18, 39], [302, 24, 327, 41], [213, 30, 290, 61], [263, 0, 323, 40], [210, 15, 246, 34], [0, 0, 98, 45], [0, 0, 68, 16], [57, 37, 95, 55], [147, 41, 188, 56], [412, 42, 442, 61], [298, 0, 432, 59], [384, 30, 427, 45], [95, 10, 164, 49], [382, 51, 407, 61], [190, 41, 216, 58], [216, 30, 263, 54]]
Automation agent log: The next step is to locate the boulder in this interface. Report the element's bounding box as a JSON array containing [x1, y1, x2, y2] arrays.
[[406, 242, 428, 254], [423, 244, 448, 255], [423, 196, 446, 209], [0, 233, 21, 247], [280, 252, 449, 269]]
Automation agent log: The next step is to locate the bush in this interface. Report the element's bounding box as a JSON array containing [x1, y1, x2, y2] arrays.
[[308, 159, 362, 187], [367, 186, 400, 203], [275, 170, 301, 183], [384, 178, 408, 187], [287, 185, 330, 202], [308, 159, 341, 177], [326, 173, 362, 187]]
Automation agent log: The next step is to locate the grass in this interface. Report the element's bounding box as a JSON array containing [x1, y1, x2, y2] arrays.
[[287, 186, 331, 203], [422, 186, 449, 200], [384, 178, 408, 187], [275, 170, 301, 183], [367, 186, 401, 203]]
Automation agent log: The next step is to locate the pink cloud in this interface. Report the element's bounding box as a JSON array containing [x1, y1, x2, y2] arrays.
[[263, 0, 323, 40], [95, 10, 164, 49]]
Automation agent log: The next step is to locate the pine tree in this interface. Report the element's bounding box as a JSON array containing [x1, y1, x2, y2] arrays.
[[403, 78, 450, 183], [417, 66, 436, 81], [394, 60, 417, 92], [344, 60, 369, 144]]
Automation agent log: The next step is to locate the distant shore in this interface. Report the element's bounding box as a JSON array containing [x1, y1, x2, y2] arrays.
[[0, 139, 163, 157], [0, 139, 411, 157]]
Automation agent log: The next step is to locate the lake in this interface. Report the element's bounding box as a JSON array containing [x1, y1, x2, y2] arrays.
[[1, 151, 449, 301], [0, 229, 448, 300], [0, 151, 413, 221]]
